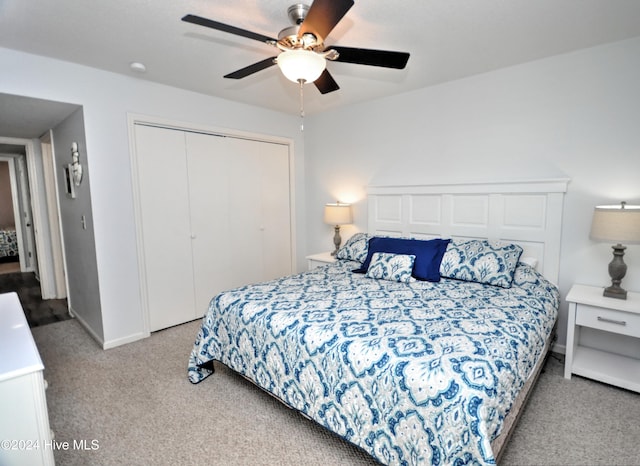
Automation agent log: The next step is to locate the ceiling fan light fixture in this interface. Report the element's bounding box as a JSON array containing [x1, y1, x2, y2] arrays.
[[277, 49, 326, 83]]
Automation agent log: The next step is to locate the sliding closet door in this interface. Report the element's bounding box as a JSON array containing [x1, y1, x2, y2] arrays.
[[134, 125, 197, 331], [135, 124, 293, 331], [256, 140, 292, 281], [186, 133, 292, 313], [186, 132, 246, 312]]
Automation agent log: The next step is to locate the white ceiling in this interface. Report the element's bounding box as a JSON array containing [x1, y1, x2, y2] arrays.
[[2, 0, 640, 117]]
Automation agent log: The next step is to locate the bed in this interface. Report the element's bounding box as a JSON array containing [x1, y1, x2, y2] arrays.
[[188, 179, 568, 465], [0, 229, 19, 262]]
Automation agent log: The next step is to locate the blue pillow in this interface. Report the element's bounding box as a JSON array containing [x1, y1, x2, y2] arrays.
[[354, 237, 451, 282]]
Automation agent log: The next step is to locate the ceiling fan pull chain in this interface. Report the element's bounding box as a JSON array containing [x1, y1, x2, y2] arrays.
[[299, 79, 305, 131]]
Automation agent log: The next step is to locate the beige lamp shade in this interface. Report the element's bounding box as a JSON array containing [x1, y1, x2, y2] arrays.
[[323, 203, 353, 225], [590, 203, 640, 244]]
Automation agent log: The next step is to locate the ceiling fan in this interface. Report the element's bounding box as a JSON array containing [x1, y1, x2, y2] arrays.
[[182, 0, 410, 95]]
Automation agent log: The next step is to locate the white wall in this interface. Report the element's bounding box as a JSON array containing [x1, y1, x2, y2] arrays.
[[0, 46, 306, 348], [2, 36, 639, 350], [304, 37, 640, 348]]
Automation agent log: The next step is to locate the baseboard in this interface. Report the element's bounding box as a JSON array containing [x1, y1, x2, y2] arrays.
[[69, 306, 149, 350], [69, 306, 105, 348], [102, 331, 149, 350], [552, 342, 566, 355]]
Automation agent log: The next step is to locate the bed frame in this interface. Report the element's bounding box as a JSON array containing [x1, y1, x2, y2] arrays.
[[367, 178, 569, 460]]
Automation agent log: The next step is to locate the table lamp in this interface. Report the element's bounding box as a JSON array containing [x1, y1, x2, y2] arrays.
[[324, 202, 353, 256], [589, 201, 640, 299]]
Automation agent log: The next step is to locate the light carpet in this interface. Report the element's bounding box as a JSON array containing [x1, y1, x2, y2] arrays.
[[31, 319, 640, 465]]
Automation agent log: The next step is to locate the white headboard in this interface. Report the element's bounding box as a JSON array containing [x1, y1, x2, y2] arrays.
[[367, 179, 569, 285]]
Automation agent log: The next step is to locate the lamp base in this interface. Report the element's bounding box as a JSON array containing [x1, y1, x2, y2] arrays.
[[603, 285, 627, 300], [331, 225, 341, 256], [604, 243, 628, 300]]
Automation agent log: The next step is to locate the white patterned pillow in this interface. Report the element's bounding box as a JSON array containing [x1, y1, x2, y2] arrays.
[[439, 240, 523, 288], [365, 252, 416, 283], [336, 232, 371, 264]]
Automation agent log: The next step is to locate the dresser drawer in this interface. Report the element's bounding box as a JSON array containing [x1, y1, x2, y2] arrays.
[[576, 304, 640, 338]]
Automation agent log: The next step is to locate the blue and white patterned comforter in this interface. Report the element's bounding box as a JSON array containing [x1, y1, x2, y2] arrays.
[[0, 229, 18, 258], [188, 260, 558, 465]]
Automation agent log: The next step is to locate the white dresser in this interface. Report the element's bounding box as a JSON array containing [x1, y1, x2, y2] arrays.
[[0, 292, 55, 465]]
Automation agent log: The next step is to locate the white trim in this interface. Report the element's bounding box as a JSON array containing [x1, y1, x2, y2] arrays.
[[553, 343, 566, 355], [70, 304, 146, 350], [368, 178, 569, 195], [13, 157, 31, 272], [127, 113, 294, 146], [287, 139, 297, 278], [102, 331, 150, 350], [128, 122, 151, 333], [68, 305, 105, 348], [126, 113, 297, 335], [40, 131, 67, 299], [24, 138, 56, 297]]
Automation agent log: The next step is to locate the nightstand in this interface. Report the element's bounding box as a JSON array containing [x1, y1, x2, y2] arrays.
[[306, 252, 336, 270], [564, 284, 640, 392]]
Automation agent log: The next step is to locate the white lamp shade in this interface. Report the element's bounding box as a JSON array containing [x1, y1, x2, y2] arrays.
[[277, 49, 326, 83], [590, 204, 640, 244], [324, 203, 353, 225]]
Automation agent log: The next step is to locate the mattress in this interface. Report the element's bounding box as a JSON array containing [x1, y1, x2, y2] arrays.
[[188, 259, 559, 464]]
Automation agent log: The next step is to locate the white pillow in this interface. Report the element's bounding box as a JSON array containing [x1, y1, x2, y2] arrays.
[[365, 252, 416, 283], [519, 256, 539, 269]]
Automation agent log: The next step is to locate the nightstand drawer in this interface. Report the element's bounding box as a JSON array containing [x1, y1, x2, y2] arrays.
[[575, 304, 640, 337]]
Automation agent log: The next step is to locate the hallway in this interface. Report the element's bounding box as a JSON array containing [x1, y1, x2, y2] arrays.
[[0, 271, 70, 327]]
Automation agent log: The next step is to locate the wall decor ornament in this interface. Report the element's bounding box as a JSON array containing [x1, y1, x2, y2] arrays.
[[70, 141, 83, 187]]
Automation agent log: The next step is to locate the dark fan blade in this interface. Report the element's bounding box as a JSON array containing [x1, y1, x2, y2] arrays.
[[298, 0, 354, 40], [182, 14, 276, 44], [224, 57, 277, 79], [330, 46, 410, 69], [314, 69, 340, 94]]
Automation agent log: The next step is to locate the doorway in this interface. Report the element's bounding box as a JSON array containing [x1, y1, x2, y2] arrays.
[[0, 158, 21, 274], [0, 137, 60, 299], [0, 144, 69, 326], [0, 93, 80, 302], [0, 153, 36, 274]]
